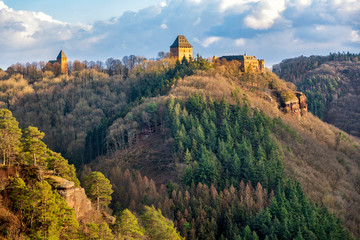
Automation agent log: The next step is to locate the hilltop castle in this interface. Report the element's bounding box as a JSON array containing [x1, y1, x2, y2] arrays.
[[217, 55, 265, 73], [49, 50, 68, 75], [170, 35, 193, 61]]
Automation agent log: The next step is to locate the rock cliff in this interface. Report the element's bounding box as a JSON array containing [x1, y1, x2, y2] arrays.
[[49, 176, 92, 219], [280, 91, 308, 117]]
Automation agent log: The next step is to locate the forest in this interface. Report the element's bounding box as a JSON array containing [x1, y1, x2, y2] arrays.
[[273, 53, 360, 137], [1, 55, 360, 239]]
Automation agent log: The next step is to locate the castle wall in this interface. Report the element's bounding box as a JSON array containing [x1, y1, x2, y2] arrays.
[[170, 47, 193, 61], [57, 57, 68, 75]]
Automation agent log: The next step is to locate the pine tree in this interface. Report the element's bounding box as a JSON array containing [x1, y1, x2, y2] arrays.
[[21, 126, 47, 167], [84, 171, 114, 211], [0, 109, 21, 165], [115, 209, 145, 240], [141, 205, 184, 240]]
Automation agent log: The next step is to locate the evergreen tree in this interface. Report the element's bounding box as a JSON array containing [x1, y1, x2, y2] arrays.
[[141, 205, 184, 240], [115, 209, 145, 240], [84, 171, 114, 211], [21, 126, 47, 167], [0, 109, 21, 165]]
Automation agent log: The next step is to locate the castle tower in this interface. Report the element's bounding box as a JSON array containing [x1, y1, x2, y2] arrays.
[[259, 59, 265, 73], [56, 50, 68, 75], [170, 35, 193, 61]]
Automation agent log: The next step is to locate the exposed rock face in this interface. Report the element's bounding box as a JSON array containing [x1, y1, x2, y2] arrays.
[[296, 92, 308, 117], [50, 176, 92, 219], [282, 92, 308, 117], [57, 187, 92, 219]]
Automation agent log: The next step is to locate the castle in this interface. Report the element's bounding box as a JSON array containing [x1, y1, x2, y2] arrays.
[[170, 35, 193, 61], [169, 35, 264, 73], [217, 55, 265, 73], [49, 50, 68, 75]]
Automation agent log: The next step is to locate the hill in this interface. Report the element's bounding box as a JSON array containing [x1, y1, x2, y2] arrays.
[[273, 53, 360, 137], [1, 57, 360, 239]]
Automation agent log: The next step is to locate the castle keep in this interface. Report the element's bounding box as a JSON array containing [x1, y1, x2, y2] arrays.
[[49, 50, 68, 75], [170, 35, 193, 61], [218, 55, 265, 73]]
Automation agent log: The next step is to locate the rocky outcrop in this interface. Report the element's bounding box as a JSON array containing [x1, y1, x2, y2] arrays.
[[281, 91, 308, 117], [49, 176, 92, 219]]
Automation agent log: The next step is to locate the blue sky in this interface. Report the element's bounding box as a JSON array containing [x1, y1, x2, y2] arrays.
[[0, 0, 359, 69], [2, 0, 164, 23]]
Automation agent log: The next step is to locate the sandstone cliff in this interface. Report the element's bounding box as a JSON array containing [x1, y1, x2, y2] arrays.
[[277, 91, 308, 117], [49, 176, 92, 219]]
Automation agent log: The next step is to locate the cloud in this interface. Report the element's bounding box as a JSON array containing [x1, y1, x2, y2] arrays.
[[0, 2, 86, 49], [351, 30, 360, 43], [235, 38, 246, 46], [0, 0, 360, 69], [196, 36, 221, 47], [244, 0, 286, 29], [194, 17, 201, 25]]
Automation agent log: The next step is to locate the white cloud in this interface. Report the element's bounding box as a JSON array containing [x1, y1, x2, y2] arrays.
[[235, 38, 246, 46], [331, 0, 360, 22], [290, 0, 312, 8], [159, 1, 168, 7], [188, 0, 202, 4], [0, 0, 360, 69], [0, 1, 89, 49], [219, 0, 257, 13], [351, 30, 360, 43], [200, 36, 221, 48], [194, 17, 201, 25], [244, 0, 286, 29], [0, 1, 8, 10]]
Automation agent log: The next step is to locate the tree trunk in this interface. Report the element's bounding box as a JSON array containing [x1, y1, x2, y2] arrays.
[[33, 153, 37, 166], [97, 196, 100, 212]]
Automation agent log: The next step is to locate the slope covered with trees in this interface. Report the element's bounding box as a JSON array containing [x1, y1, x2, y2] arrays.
[[273, 53, 360, 137], [0, 109, 182, 239], [1, 56, 360, 239]]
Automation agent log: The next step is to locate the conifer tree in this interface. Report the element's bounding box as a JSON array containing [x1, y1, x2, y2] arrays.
[[0, 109, 21, 165], [84, 171, 114, 211], [115, 209, 145, 240], [21, 126, 47, 167], [141, 205, 184, 240]]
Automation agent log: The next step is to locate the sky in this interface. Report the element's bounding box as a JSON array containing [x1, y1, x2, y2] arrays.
[[0, 0, 359, 69]]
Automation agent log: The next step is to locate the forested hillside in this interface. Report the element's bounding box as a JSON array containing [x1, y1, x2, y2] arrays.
[[273, 53, 360, 137], [0, 109, 183, 239], [1, 56, 360, 239]]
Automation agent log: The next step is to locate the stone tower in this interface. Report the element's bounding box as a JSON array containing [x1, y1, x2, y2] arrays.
[[57, 50, 68, 75], [170, 35, 193, 61]]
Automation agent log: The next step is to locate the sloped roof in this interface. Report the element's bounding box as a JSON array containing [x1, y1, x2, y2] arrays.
[[170, 35, 192, 48], [57, 50, 67, 59], [219, 55, 257, 61]]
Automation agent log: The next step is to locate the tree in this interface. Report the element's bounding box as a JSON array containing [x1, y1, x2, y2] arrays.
[[85, 223, 114, 240], [141, 205, 184, 240], [84, 171, 113, 211], [115, 209, 145, 239], [0, 109, 21, 165], [21, 126, 47, 167], [9, 178, 79, 239]]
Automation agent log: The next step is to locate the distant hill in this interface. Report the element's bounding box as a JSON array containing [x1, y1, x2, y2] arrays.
[[1, 57, 360, 239], [273, 53, 360, 137]]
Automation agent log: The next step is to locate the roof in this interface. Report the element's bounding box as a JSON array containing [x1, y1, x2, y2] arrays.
[[219, 55, 257, 61], [170, 35, 192, 48], [57, 50, 67, 59]]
